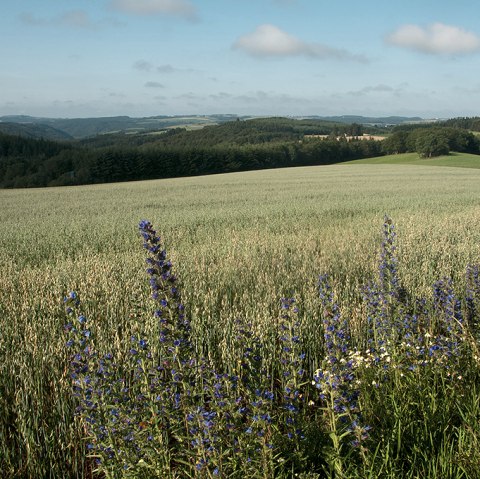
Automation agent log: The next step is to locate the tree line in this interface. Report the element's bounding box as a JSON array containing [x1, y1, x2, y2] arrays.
[[1, 118, 479, 188], [0, 135, 381, 188], [382, 126, 479, 158]]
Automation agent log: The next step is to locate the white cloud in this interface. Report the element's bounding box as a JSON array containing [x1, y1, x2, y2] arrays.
[[233, 24, 367, 62], [109, 0, 197, 20], [234, 24, 304, 57], [387, 23, 480, 55]]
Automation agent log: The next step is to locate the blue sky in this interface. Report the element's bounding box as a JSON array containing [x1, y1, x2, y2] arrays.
[[1, 0, 480, 118]]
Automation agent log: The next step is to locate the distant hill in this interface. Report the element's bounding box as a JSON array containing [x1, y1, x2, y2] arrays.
[[0, 114, 429, 139], [0, 115, 231, 139], [0, 121, 73, 141], [308, 115, 427, 126]]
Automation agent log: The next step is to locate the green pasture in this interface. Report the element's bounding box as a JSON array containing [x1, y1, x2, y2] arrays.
[[1, 161, 480, 477], [345, 151, 480, 168]]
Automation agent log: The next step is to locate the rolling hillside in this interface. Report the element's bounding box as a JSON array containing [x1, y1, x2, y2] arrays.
[[0, 121, 73, 141], [0, 114, 423, 139]]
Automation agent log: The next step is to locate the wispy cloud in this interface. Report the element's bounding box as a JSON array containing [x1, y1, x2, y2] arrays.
[[206, 90, 311, 107], [144, 81, 165, 88], [272, 0, 298, 5], [236, 90, 311, 106], [59, 11, 95, 29], [209, 92, 233, 101], [133, 60, 154, 72], [386, 23, 480, 55], [233, 24, 367, 62], [19, 10, 122, 30], [20, 11, 94, 29], [347, 84, 407, 97], [175, 92, 200, 100], [157, 64, 175, 73], [19, 12, 47, 26], [109, 0, 198, 21], [133, 60, 195, 74]]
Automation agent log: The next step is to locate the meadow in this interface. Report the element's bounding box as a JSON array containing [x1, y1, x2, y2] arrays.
[[345, 152, 480, 169], [1, 159, 480, 478]]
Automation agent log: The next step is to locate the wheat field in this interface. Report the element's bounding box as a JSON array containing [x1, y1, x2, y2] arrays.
[[2, 163, 480, 477]]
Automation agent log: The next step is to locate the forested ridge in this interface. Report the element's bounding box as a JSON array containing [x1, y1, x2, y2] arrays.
[[1, 117, 479, 188]]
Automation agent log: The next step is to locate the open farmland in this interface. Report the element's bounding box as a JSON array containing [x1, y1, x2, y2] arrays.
[[2, 162, 480, 478], [345, 152, 480, 169]]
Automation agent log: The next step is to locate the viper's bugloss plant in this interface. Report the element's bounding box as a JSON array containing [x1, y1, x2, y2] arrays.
[[139, 219, 191, 359], [379, 216, 401, 301], [316, 275, 370, 476], [65, 218, 480, 478], [277, 298, 306, 443]]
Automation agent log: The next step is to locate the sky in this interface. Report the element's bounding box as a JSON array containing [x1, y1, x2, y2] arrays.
[[1, 0, 480, 119]]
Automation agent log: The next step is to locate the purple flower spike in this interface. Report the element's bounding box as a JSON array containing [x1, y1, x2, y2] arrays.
[[138, 220, 191, 359]]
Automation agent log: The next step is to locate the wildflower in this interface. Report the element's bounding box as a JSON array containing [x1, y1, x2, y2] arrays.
[[379, 215, 401, 300], [317, 275, 370, 450], [277, 297, 306, 441], [138, 220, 192, 360]]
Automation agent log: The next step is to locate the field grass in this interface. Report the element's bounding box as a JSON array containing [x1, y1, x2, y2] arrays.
[[1, 163, 480, 477], [345, 151, 480, 169]]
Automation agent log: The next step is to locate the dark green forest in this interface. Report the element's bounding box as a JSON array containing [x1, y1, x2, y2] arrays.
[[1, 117, 479, 188]]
